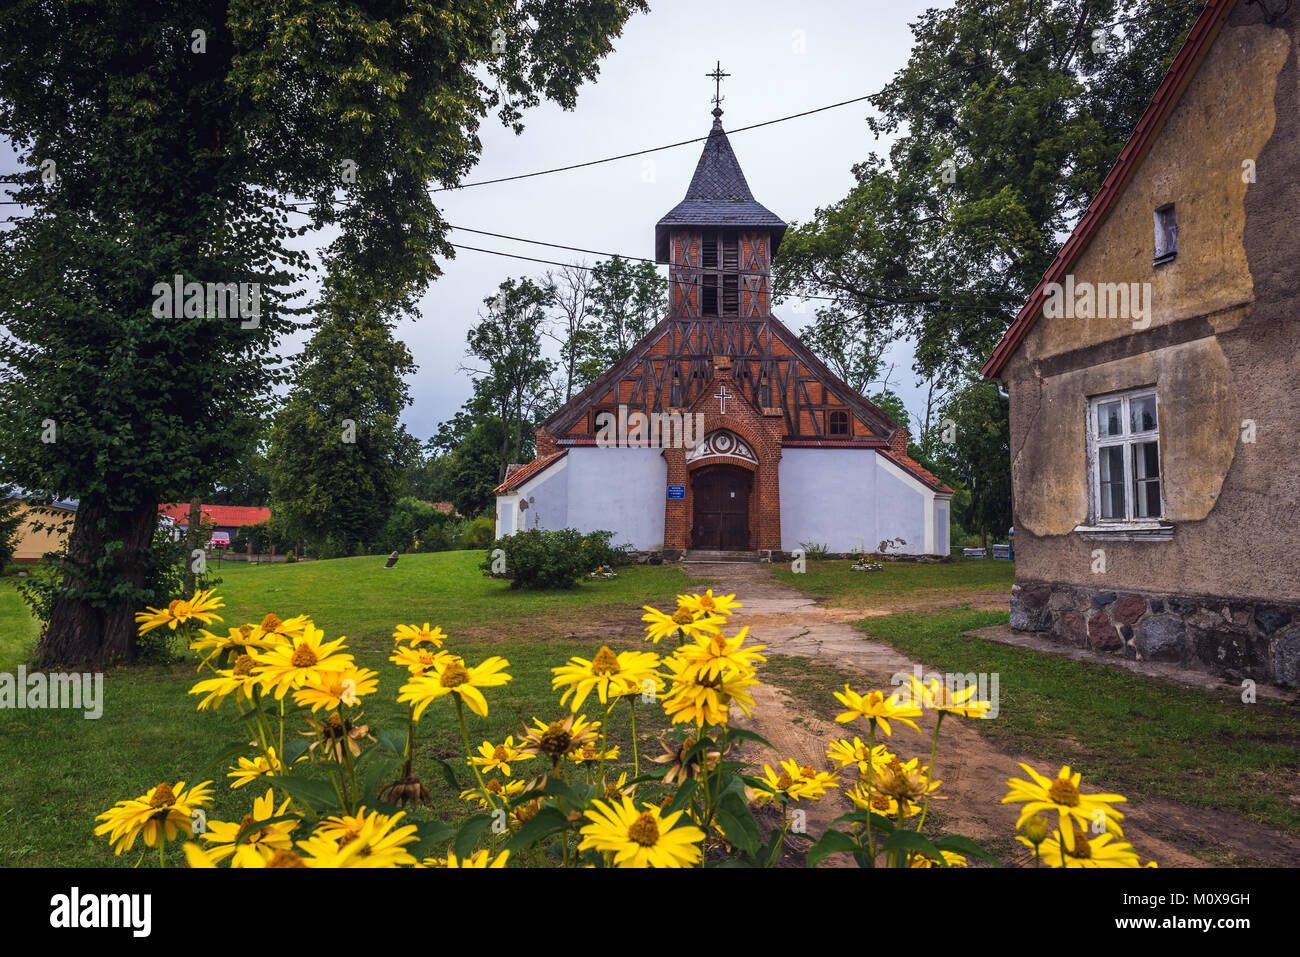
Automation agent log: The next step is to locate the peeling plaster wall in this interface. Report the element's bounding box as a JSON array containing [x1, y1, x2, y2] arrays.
[[1004, 8, 1300, 605]]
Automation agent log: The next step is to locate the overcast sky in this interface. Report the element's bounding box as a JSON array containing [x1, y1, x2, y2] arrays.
[[3, 0, 951, 443]]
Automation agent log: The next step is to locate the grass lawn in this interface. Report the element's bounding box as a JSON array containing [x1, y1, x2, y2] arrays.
[[859, 608, 1300, 834], [0, 578, 41, 672], [769, 557, 1014, 607], [0, 552, 709, 867]]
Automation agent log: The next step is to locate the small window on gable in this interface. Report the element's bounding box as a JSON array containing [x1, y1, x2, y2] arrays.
[[1154, 204, 1176, 264], [828, 410, 850, 436]]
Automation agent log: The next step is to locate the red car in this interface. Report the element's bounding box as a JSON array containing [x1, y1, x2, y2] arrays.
[[209, 531, 231, 549]]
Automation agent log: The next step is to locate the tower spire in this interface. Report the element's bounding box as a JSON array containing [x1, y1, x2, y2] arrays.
[[706, 60, 730, 118]]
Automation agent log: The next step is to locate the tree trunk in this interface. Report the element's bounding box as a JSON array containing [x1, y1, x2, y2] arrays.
[[34, 500, 158, 668], [182, 497, 201, 595]]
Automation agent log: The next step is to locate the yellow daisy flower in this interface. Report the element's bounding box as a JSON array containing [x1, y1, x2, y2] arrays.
[[551, 646, 660, 711], [228, 747, 286, 788], [845, 781, 920, 819], [570, 742, 620, 764], [189, 624, 282, 670], [392, 622, 447, 647], [253, 623, 355, 700], [397, 655, 512, 719], [460, 776, 527, 809], [902, 675, 991, 718], [1024, 826, 1142, 868], [292, 665, 380, 712], [94, 780, 214, 855], [640, 605, 727, 644], [580, 796, 705, 868], [661, 655, 759, 728], [517, 713, 601, 766], [1002, 763, 1127, 853], [134, 588, 224, 635], [833, 685, 922, 735], [389, 643, 460, 676], [188, 653, 263, 711], [421, 849, 511, 868], [200, 789, 298, 864], [673, 626, 767, 682], [247, 612, 313, 643], [826, 737, 894, 777], [301, 808, 419, 868], [470, 736, 532, 777], [911, 850, 968, 868], [753, 758, 839, 806], [676, 589, 742, 617]]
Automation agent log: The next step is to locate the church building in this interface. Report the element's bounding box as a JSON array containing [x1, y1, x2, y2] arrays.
[[495, 94, 952, 559]]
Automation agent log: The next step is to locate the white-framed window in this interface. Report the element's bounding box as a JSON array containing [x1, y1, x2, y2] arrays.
[[1087, 388, 1163, 523]]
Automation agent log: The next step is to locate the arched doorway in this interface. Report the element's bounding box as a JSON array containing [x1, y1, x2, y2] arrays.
[[690, 464, 752, 550]]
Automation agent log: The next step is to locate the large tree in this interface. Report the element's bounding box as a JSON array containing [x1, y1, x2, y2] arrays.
[[267, 294, 420, 554], [586, 255, 666, 366], [777, 0, 1202, 384], [0, 0, 645, 665]]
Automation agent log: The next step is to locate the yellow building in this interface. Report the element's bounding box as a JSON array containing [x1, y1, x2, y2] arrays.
[[7, 499, 77, 563]]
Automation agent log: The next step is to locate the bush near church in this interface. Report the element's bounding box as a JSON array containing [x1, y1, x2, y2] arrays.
[[483, 528, 629, 590]]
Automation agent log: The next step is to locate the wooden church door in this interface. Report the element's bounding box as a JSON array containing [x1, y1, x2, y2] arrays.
[[690, 465, 752, 550]]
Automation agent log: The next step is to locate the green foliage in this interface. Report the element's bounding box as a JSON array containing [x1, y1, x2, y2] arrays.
[[0, 0, 647, 662], [267, 302, 420, 556], [931, 378, 1013, 550], [798, 541, 830, 560], [584, 255, 667, 367], [379, 497, 456, 554], [458, 515, 497, 551], [230, 519, 295, 555], [482, 528, 624, 589]]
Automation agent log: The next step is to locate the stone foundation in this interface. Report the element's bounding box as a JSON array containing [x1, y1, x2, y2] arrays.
[[1010, 580, 1300, 687]]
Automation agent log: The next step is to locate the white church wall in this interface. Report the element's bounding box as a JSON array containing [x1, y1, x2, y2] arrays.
[[779, 448, 878, 552], [564, 447, 667, 549], [516, 457, 569, 535], [874, 455, 933, 554]]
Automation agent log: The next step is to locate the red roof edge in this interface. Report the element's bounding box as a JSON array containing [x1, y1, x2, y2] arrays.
[[493, 450, 567, 494], [981, 0, 1237, 380], [877, 449, 954, 495]]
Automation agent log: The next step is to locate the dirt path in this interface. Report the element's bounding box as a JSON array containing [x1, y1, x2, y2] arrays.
[[683, 562, 1300, 868]]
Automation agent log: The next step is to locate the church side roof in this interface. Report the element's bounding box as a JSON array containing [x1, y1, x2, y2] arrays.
[[493, 450, 567, 494]]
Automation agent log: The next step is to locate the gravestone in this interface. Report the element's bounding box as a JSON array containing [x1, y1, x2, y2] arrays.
[[384, 551, 399, 569]]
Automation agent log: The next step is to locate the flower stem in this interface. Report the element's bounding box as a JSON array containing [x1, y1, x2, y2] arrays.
[[454, 696, 497, 810], [916, 712, 943, 832]]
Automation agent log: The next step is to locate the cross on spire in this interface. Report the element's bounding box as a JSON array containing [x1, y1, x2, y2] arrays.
[[706, 60, 730, 115]]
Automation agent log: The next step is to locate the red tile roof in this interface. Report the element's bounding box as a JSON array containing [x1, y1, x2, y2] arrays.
[[158, 504, 271, 528], [493, 451, 567, 494], [877, 449, 954, 495], [981, 0, 1236, 379]]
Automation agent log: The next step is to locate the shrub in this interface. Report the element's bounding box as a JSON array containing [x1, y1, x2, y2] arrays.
[[799, 540, 830, 560], [458, 515, 496, 550], [481, 528, 625, 590]]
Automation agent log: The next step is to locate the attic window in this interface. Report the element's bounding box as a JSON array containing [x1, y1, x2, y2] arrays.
[[828, 410, 850, 436], [1153, 204, 1176, 264]]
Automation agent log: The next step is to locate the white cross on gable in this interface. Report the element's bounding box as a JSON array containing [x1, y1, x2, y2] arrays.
[[714, 385, 732, 414]]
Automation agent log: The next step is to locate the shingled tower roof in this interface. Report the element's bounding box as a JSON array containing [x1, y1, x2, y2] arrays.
[[654, 108, 787, 262]]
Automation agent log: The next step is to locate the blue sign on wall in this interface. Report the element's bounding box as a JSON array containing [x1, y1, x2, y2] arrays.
[[667, 485, 686, 500]]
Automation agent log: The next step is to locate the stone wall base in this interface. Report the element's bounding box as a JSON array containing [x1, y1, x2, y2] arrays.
[[1010, 580, 1300, 688]]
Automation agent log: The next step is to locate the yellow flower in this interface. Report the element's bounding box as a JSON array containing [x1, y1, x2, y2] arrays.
[[253, 623, 355, 700], [826, 737, 894, 777], [1023, 826, 1142, 868], [551, 646, 660, 711], [188, 654, 263, 710], [600, 772, 637, 802], [389, 643, 459, 676], [570, 742, 620, 764], [189, 624, 281, 670], [911, 850, 968, 868], [397, 655, 511, 719], [1002, 764, 1127, 853], [661, 655, 758, 728], [421, 849, 511, 868], [460, 776, 527, 809], [134, 588, 224, 635], [300, 808, 419, 868], [845, 781, 920, 819], [184, 842, 306, 868], [754, 758, 839, 805], [94, 780, 214, 855], [676, 589, 742, 617], [392, 622, 447, 647], [833, 685, 921, 735], [470, 736, 532, 777], [200, 789, 298, 865], [871, 756, 941, 816], [292, 665, 379, 712], [228, 747, 286, 788], [673, 626, 766, 682], [902, 675, 991, 718], [640, 605, 727, 644], [248, 613, 313, 643], [579, 796, 705, 868], [517, 713, 601, 765]]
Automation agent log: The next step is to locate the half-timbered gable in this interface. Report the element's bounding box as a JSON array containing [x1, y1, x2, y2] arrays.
[[496, 97, 951, 558]]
